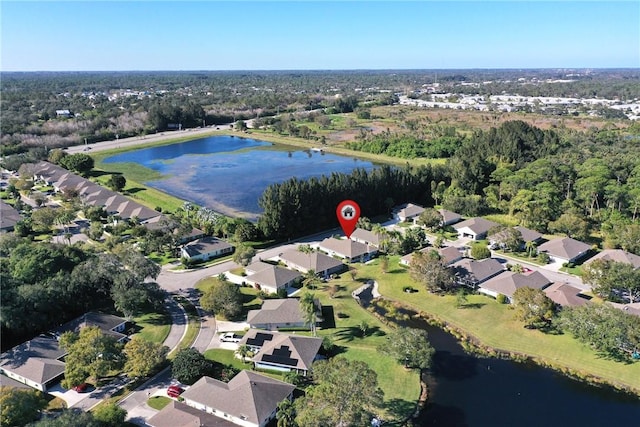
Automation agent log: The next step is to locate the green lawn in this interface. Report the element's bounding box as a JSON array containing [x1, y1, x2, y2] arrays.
[[132, 311, 171, 343], [301, 277, 421, 420], [204, 348, 247, 371], [362, 256, 640, 393], [147, 396, 171, 410]]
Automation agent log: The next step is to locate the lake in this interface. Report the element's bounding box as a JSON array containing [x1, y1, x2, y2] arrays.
[[417, 324, 640, 426], [103, 135, 377, 220]]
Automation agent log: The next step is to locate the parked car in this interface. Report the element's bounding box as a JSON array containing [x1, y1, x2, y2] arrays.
[[220, 332, 241, 343], [73, 383, 89, 393], [167, 385, 184, 398]]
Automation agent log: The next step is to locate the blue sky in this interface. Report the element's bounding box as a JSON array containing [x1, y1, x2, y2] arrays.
[[1, 1, 638, 71]]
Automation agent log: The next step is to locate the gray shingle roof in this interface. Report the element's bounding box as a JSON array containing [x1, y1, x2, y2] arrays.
[[279, 250, 344, 274], [319, 237, 376, 259], [350, 228, 383, 246], [453, 217, 499, 235], [480, 271, 552, 299], [451, 258, 505, 284], [245, 265, 301, 290], [181, 371, 295, 426], [438, 209, 462, 224], [585, 249, 640, 269], [538, 237, 591, 261], [253, 333, 323, 372], [183, 237, 233, 257], [395, 203, 425, 219], [148, 400, 237, 427], [246, 299, 304, 326], [0, 200, 21, 231], [544, 283, 590, 307]]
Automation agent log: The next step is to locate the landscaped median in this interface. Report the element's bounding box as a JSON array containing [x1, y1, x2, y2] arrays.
[[364, 256, 640, 394]]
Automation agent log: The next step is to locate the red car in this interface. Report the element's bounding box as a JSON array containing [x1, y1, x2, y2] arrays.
[[167, 385, 184, 398], [73, 383, 89, 393]]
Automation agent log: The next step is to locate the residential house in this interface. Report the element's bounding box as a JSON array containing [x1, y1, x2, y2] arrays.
[[479, 271, 552, 302], [451, 258, 505, 288], [538, 237, 591, 265], [393, 203, 425, 223], [180, 370, 295, 427], [400, 246, 462, 266], [0, 312, 128, 392], [55, 109, 72, 118], [350, 228, 383, 247], [148, 401, 238, 427], [239, 329, 323, 376], [0, 336, 66, 392], [246, 298, 322, 331], [544, 283, 590, 307], [181, 237, 234, 263], [453, 217, 499, 240], [244, 264, 301, 294], [318, 237, 377, 263], [54, 312, 129, 342], [438, 209, 462, 226], [0, 200, 21, 232], [277, 249, 346, 278], [488, 226, 543, 250], [584, 249, 640, 269], [148, 400, 237, 427]]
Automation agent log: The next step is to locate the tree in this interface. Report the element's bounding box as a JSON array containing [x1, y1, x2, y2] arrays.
[[409, 250, 455, 293], [417, 208, 442, 230], [200, 277, 242, 319], [107, 174, 126, 192], [490, 226, 523, 252], [123, 337, 168, 378], [557, 303, 640, 360], [455, 288, 469, 308], [470, 243, 491, 260], [30, 206, 58, 232], [294, 357, 383, 427], [378, 327, 435, 370], [379, 255, 389, 274], [59, 326, 124, 389], [548, 212, 590, 241], [92, 402, 127, 427], [59, 153, 94, 175], [277, 398, 298, 427], [512, 287, 556, 329], [525, 240, 538, 258], [233, 243, 256, 267], [28, 409, 102, 427], [112, 280, 165, 317], [171, 348, 213, 385], [300, 292, 318, 336], [583, 259, 640, 303], [0, 386, 47, 427], [237, 344, 252, 363]]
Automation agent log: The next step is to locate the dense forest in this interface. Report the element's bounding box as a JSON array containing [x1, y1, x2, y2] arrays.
[[259, 119, 640, 252], [257, 164, 447, 238]]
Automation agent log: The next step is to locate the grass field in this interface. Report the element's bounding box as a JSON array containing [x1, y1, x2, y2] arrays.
[[132, 311, 171, 344], [359, 256, 640, 394], [301, 277, 421, 420], [147, 396, 171, 410]]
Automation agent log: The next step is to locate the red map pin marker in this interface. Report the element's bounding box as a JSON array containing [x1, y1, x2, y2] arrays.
[[336, 200, 360, 238]]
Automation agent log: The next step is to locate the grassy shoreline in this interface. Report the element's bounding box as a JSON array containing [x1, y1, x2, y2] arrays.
[[363, 256, 640, 395]]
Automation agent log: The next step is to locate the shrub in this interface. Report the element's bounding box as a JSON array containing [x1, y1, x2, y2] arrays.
[[496, 294, 507, 304]]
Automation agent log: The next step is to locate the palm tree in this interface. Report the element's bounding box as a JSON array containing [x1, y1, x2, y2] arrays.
[[276, 398, 297, 427], [300, 292, 317, 336], [525, 240, 537, 258], [237, 344, 251, 363], [302, 269, 319, 290]]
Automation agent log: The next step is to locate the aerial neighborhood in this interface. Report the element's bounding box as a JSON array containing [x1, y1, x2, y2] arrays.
[[1, 67, 640, 426]]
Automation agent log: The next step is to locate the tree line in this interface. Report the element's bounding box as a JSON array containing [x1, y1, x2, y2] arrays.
[[257, 164, 448, 239]]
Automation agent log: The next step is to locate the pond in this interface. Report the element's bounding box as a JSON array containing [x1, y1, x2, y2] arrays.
[[103, 135, 377, 220], [417, 324, 640, 426]]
